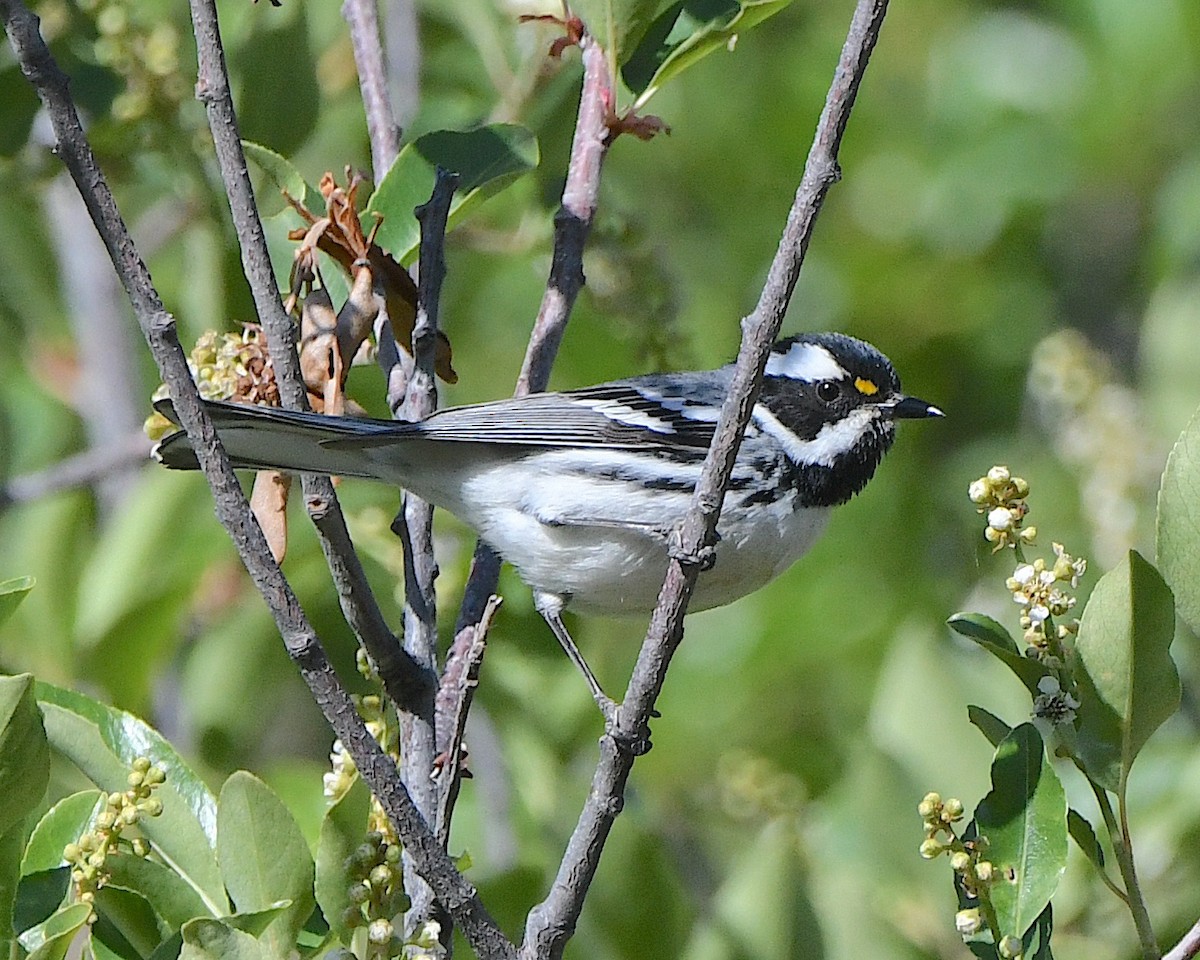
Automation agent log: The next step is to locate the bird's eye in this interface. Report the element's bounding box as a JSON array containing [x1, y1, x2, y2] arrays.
[[816, 381, 840, 403]]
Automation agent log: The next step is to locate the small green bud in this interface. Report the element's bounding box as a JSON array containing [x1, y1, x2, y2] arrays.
[[367, 918, 393, 945], [131, 838, 150, 857], [96, 810, 117, 830], [144, 766, 166, 785], [369, 863, 393, 889], [348, 881, 371, 905], [127, 770, 145, 788], [132, 757, 152, 773], [999, 934, 1023, 958], [943, 798, 964, 820], [949, 851, 971, 873], [917, 793, 941, 818], [919, 838, 944, 859], [64, 843, 82, 862], [384, 843, 401, 864], [139, 798, 163, 817], [975, 860, 994, 883], [120, 806, 140, 826], [955, 908, 984, 937]]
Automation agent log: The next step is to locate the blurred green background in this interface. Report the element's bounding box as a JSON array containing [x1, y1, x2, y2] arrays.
[[3, 0, 1200, 957]]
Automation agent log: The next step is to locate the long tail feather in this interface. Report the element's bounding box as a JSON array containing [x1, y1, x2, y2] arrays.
[[152, 399, 418, 481]]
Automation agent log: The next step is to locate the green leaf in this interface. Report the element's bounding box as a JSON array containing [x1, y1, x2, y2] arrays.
[[181, 918, 269, 960], [22, 791, 105, 874], [0, 675, 50, 838], [973, 724, 1067, 944], [18, 902, 92, 960], [1066, 809, 1104, 871], [0, 819, 27, 943], [314, 776, 370, 947], [968, 704, 1014, 748], [1024, 903, 1054, 960], [1157, 402, 1200, 636], [106, 855, 211, 932], [217, 772, 314, 957], [12, 869, 70, 938], [948, 613, 1049, 696], [1073, 550, 1180, 792], [367, 124, 538, 265], [93, 884, 163, 959], [622, 0, 793, 103], [242, 140, 308, 212], [0, 576, 34, 628], [36, 684, 227, 916], [571, 0, 677, 65]]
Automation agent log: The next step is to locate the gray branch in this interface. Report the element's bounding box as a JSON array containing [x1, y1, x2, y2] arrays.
[[0, 2, 511, 956], [342, 0, 401, 176], [398, 168, 458, 930], [188, 0, 432, 711], [438, 29, 616, 832], [519, 3, 892, 956]]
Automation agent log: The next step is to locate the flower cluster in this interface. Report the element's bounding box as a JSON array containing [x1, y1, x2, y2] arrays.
[[1033, 676, 1081, 731], [324, 694, 396, 808], [64, 757, 166, 920], [969, 467, 1036, 551], [1006, 543, 1085, 658], [919, 793, 1001, 945], [144, 327, 280, 441], [341, 831, 408, 944]]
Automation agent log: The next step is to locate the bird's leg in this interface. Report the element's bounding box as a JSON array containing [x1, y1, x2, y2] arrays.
[[535, 592, 618, 727]]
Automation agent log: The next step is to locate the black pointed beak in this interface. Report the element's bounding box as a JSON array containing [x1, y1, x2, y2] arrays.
[[888, 395, 944, 420]]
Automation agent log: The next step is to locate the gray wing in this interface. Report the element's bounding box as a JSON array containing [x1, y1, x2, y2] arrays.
[[325, 370, 732, 452]]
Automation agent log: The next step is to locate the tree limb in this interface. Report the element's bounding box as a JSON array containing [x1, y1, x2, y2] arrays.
[[187, 0, 433, 710], [397, 168, 458, 929], [519, 3, 892, 956], [0, 2, 511, 956]]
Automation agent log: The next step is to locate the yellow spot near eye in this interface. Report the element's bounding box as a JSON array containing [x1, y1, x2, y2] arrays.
[[855, 377, 879, 396]]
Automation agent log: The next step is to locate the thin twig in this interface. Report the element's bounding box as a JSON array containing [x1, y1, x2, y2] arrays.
[[436, 595, 502, 848], [397, 169, 458, 930], [342, 0, 401, 177], [0, 432, 151, 510], [187, 0, 432, 710], [519, 3, 892, 956], [1165, 919, 1200, 960], [437, 28, 615, 831], [0, 4, 512, 956], [515, 34, 610, 395]]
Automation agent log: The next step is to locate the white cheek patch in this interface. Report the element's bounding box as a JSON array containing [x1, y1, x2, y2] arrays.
[[751, 404, 879, 466], [764, 342, 848, 382], [572, 398, 673, 433]]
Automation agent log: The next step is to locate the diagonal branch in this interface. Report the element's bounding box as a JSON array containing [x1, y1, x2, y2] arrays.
[[519, 2, 892, 956], [437, 28, 615, 831], [0, 2, 511, 956], [187, 0, 433, 711]]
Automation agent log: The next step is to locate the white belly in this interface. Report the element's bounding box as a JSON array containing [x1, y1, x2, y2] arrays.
[[447, 457, 831, 617]]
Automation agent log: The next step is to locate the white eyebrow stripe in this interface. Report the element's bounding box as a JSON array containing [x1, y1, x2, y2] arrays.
[[764, 342, 847, 382], [751, 404, 877, 466]]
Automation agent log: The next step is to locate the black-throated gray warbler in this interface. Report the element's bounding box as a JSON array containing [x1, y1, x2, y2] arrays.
[[155, 332, 942, 715]]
